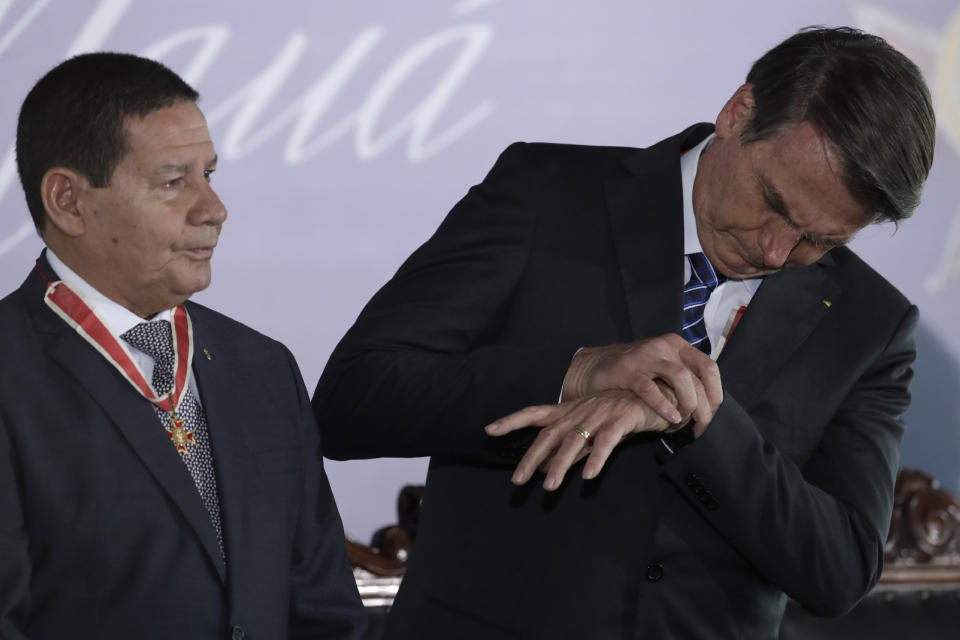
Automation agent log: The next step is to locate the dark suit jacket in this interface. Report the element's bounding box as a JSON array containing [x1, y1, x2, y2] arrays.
[[0, 254, 365, 639], [313, 125, 917, 639]]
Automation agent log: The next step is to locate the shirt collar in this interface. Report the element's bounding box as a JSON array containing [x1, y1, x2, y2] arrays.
[[45, 248, 173, 337], [680, 132, 716, 256]]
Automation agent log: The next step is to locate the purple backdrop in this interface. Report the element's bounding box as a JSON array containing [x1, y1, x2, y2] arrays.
[[2, 0, 958, 542]]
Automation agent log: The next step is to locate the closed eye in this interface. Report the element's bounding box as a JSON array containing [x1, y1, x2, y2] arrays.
[[757, 175, 791, 221], [758, 175, 846, 250]]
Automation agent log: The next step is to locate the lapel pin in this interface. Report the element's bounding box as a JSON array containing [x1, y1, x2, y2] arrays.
[[822, 300, 832, 308], [203, 348, 213, 360]]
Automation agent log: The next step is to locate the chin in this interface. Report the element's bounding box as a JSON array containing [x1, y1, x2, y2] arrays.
[[175, 268, 213, 299], [187, 276, 213, 296], [713, 253, 749, 278], [718, 246, 764, 278]]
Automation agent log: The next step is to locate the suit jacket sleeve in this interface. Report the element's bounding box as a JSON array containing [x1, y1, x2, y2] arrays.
[[0, 415, 30, 639], [314, 142, 575, 462], [285, 347, 367, 639], [657, 303, 917, 615]]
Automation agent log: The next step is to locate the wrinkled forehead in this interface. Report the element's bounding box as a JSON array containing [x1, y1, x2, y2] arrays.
[[777, 120, 874, 221], [119, 101, 214, 165]]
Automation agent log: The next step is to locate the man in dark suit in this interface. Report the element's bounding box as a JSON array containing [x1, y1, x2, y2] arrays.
[[0, 53, 365, 639], [314, 27, 936, 639]]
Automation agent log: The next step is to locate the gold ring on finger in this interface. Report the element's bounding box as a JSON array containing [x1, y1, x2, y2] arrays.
[[572, 426, 591, 441]]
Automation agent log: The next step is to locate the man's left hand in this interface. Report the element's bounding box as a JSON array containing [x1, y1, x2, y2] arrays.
[[485, 389, 686, 491]]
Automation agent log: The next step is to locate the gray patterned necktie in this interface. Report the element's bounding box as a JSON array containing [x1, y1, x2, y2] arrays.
[[121, 320, 225, 559]]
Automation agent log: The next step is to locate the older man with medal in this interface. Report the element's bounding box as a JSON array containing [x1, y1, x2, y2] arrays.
[[0, 53, 365, 639]]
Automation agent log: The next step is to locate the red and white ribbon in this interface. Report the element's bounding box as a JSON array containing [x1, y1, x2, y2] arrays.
[[43, 280, 194, 414]]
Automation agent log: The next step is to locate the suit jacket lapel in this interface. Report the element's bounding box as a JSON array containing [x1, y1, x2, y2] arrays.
[[27, 256, 227, 581], [718, 255, 841, 408], [605, 124, 714, 340], [187, 305, 249, 591]]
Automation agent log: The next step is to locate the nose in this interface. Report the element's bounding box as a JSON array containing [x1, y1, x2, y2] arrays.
[[193, 179, 228, 226], [758, 219, 800, 269]]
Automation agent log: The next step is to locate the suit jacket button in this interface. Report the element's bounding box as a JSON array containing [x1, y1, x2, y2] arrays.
[[645, 562, 664, 582], [231, 626, 245, 640], [685, 474, 699, 487]]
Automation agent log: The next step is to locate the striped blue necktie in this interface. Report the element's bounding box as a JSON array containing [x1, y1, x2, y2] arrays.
[[682, 252, 726, 353]]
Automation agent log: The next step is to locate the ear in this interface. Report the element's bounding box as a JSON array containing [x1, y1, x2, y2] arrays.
[[715, 83, 756, 140], [40, 168, 87, 238]]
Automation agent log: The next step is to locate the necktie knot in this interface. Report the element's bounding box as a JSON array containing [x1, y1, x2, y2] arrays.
[[682, 252, 725, 353], [121, 320, 173, 362], [686, 251, 725, 291], [121, 320, 174, 394]]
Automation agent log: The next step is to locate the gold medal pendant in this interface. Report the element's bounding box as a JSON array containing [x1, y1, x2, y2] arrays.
[[166, 411, 196, 457]]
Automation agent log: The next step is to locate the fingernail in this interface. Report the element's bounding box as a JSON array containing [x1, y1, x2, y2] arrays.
[[670, 410, 682, 424], [485, 423, 499, 434], [544, 476, 558, 491], [583, 465, 597, 479], [512, 470, 525, 485]]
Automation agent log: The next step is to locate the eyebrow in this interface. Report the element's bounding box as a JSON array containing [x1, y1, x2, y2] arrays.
[[154, 155, 218, 176], [756, 173, 845, 249], [757, 174, 791, 219], [154, 163, 189, 176]]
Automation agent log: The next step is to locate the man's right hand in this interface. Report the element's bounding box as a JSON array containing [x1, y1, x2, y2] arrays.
[[561, 333, 722, 428]]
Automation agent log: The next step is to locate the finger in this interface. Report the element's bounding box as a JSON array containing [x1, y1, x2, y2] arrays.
[[511, 424, 572, 485], [700, 370, 723, 413], [630, 376, 682, 424], [542, 426, 593, 490], [485, 404, 556, 436], [680, 346, 723, 410], [537, 438, 590, 473], [653, 334, 697, 398], [648, 361, 699, 419], [581, 420, 629, 480], [690, 376, 713, 430]]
